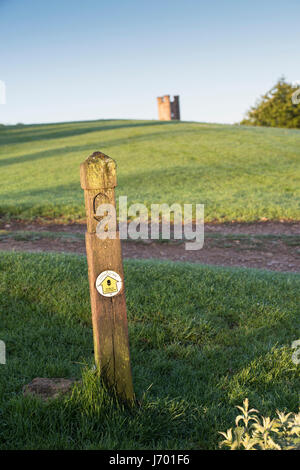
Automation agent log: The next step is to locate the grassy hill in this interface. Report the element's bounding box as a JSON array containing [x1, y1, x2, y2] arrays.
[[0, 251, 299, 449], [0, 119, 300, 222]]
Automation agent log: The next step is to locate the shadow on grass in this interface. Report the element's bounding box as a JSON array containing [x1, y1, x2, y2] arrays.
[[0, 127, 190, 168], [0, 120, 177, 146]]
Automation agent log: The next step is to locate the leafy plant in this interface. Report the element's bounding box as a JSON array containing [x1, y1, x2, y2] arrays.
[[219, 398, 300, 450]]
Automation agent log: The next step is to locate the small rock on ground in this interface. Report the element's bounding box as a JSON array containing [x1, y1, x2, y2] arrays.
[[23, 377, 78, 401]]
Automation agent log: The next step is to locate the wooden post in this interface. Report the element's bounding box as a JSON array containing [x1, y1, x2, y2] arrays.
[[80, 151, 134, 403]]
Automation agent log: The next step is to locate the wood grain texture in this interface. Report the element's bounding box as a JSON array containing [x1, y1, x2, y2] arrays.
[[80, 151, 134, 402]]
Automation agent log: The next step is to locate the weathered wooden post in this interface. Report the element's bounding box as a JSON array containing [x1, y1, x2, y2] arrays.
[[80, 151, 134, 402]]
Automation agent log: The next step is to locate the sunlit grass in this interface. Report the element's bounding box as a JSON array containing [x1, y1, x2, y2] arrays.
[[0, 119, 299, 222], [0, 251, 299, 449]]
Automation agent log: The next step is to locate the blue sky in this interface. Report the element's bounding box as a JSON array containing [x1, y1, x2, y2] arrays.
[[0, 0, 299, 124]]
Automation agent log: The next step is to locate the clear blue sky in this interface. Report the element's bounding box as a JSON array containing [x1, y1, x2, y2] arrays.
[[0, 0, 299, 125]]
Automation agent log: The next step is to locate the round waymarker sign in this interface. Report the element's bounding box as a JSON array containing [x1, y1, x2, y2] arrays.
[[95, 270, 123, 297]]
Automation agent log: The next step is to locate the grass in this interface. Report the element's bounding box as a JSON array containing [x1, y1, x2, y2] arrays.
[[0, 251, 299, 449], [0, 229, 84, 242], [0, 119, 300, 222]]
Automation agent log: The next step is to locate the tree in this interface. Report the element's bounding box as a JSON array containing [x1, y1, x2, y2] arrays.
[[241, 78, 300, 129]]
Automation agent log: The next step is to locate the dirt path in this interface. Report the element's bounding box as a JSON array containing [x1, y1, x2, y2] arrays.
[[2, 220, 300, 235], [0, 220, 299, 273]]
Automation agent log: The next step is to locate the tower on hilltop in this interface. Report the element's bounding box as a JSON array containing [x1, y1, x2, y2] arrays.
[[157, 95, 180, 121]]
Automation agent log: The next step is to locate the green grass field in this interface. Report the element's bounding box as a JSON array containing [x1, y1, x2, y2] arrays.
[[0, 251, 299, 449], [1, 119, 300, 222]]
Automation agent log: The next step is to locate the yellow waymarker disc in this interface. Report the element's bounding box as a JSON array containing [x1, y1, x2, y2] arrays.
[[95, 270, 122, 297]]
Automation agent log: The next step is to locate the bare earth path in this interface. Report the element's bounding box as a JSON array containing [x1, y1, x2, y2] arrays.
[[0, 220, 299, 273]]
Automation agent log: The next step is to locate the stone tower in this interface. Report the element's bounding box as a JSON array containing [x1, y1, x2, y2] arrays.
[[157, 95, 180, 121]]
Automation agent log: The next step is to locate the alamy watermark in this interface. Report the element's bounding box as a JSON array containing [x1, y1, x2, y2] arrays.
[[292, 339, 300, 365], [291, 81, 300, 105], [0, 340, 5, 364], [0, 80, 6, 104], [94, 197, 204, 250]]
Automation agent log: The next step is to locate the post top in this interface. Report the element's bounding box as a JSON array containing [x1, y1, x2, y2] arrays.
[[80, 151, 117, 189]]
